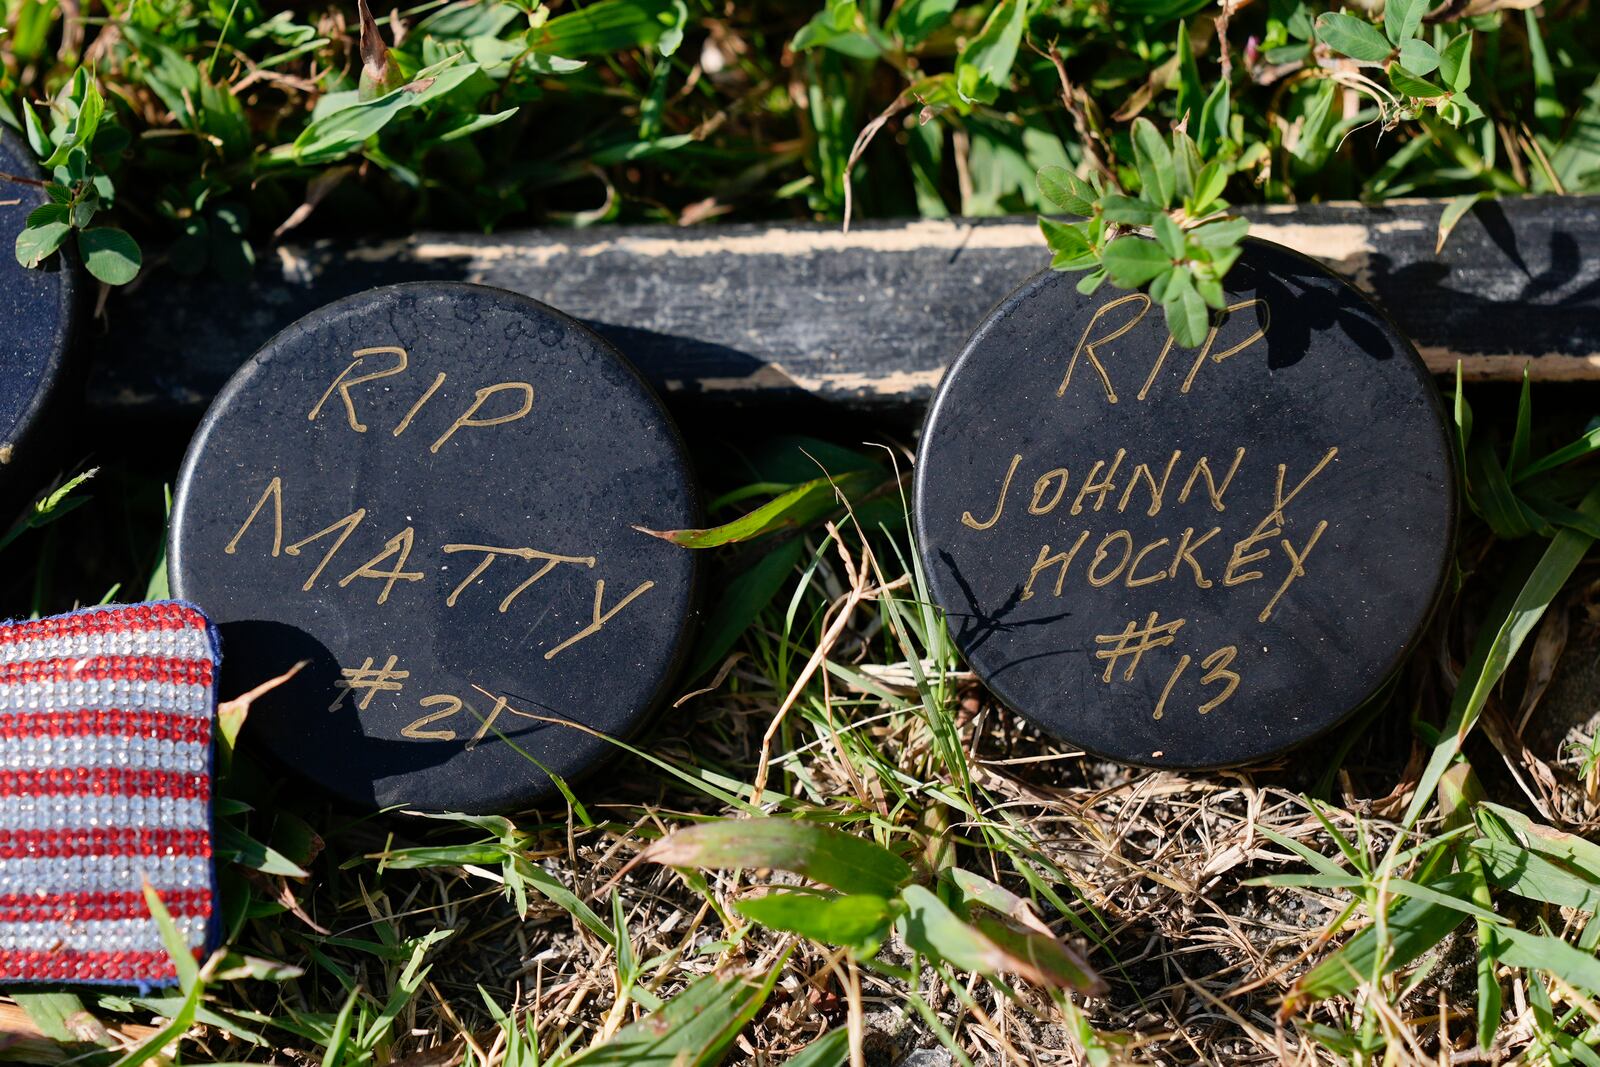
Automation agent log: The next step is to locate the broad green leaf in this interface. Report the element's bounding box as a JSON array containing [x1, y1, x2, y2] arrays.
[[946, 868, 1036, 922], [970, 913, 1104, 993], [1399, 38, 1440, 75], [1171, 129, 1201, 200], [423, 107, 521, 148], [1162, 268, 1209, 348], [1131, 118, 1175, 207], [645, 819, 913, 896], [637, 468, 879, 548], [286, 56, 478, 165], [1197, 78, 1230, 155], [899, 885, 1101, 992], [1101, 236, 1172, 287], [1438, 32, 1472, 92], [658, 0, 689, 55], [735, 891, 896, 955], [47, 72, 105, 168], [1477, 803, 1600, 878], [217, 823, 311, 878], [211, 954, 305, 983], [414, 2, 523, 38], [22, 99, 49, 157], [15, 203, 71, 268], [1388, 63, 1449, 101], [955, 0, 1026, 104], [1287, 872, 1476, 1007], [74, 74, 105, 146], [1384, 0, 1424, 46], [889, 0, 957, 46], [70, 189, 99, 228], [1037, 165, 1096, 216], [77, 226, 141, 285], [1436, 191, 1486, 253], [528, 0, 678, 56], [1315, 12, 1393, 62], [12, 993, 101, 1045], [1152, 214, 1184, 258], [1175, 20, 1204, 130], [792, 8, 884, 60], [1099, 194, 1160, 225], [900, 883, 1012, 974], [1189, 216, 1248, 249], [1190, 161, 1227, 212], [1470, 839, 1600, 912], [566, 958, 788, 1066], [1040, 217, 1095, 269], [1498, 927, 1600, 992], [1292, 79, 1338, 167]]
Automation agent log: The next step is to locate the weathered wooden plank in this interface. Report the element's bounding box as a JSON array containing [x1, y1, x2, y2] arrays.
[[89, 195, 1600, 420]]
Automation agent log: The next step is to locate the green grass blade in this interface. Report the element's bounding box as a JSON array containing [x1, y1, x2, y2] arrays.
[[514, 857, 618, 947], [1466, 435, 1538, 537], [782, 1028, 848, 1067], [319, 987, 360, 1067], [1509, 367, 1532, 477], [110, 982, 202, 1067], [1514, 422, 1600, 483], [564, 953, 789, 1066], [638, 470, 877, 548], [686, 540, 805, 680], [644, 819, 912, 896], [142, 882, 200, 992], [1286, 871, 1477, 1009], [1401, 483, 1600, 831]]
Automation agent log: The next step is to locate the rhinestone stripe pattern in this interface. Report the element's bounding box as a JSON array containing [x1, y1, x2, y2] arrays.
[[0, 602, 219, 987]]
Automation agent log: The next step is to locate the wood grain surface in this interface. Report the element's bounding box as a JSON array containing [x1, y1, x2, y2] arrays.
[[90, 195, 1600, 420]]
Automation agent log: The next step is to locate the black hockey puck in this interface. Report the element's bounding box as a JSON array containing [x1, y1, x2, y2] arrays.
[[914, 238, 1455, 768], [0, 127, 82, 512], [171, 282, 701, 812]]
